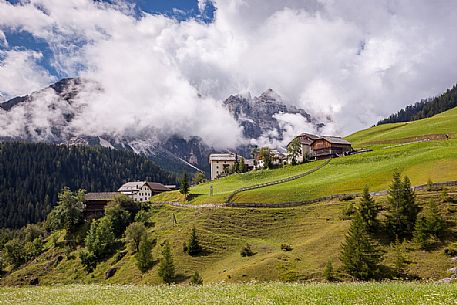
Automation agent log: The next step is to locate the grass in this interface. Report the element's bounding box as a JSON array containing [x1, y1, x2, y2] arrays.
[[3, 188, 456, 286], [152, 107, 457, 205], [1, 282, 457, 304], [347, 107, 457, 146]]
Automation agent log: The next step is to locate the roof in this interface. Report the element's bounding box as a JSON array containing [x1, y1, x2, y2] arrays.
[[146, 182, 171, 192], [118, 181, 145, 192], [322, 136, 352, 145], [85, 192, 118, 201], [209, 153, 237, 162], [300, 133, 321, 140]]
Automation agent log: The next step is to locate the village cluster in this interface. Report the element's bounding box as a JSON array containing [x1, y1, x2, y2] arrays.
[[84, 132, 353, 212], [209, 132, 353, 180]]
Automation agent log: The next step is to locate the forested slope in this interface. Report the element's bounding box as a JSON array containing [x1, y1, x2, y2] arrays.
[[377, 84, 457, 125], [0, 143, 175, 228]]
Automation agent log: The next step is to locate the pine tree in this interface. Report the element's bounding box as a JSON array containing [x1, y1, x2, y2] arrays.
[[425, 200, 445, 237], [413, 215, 429, 249], [340, 214, 383, 280], [323, 261, 334, 281], [386, 172, 419, 239], [179, 173, 190, 200], [135, 234, 153, 273], [358, 185, 378, 232], [158, 241, 175, 284], [187, 226, 203, 256], [392, 238, 407, 277]]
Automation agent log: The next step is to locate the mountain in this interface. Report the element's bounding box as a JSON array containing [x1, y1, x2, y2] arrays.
[[0, 79, 321, 176], [377, 83, 457, 125], [0, 142, 176, 228]]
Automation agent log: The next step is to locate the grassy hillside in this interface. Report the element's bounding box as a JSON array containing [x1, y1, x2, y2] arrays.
[[153, 107, 457, 205], [2, 188, 456, 286], [2, 282, 457, 305]]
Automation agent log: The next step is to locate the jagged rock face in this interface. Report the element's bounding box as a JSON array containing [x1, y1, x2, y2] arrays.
[[223, 88, 314, 141], [0, 80, 321, 176]]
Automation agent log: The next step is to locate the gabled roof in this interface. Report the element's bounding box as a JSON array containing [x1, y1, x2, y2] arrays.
[[118, 181, 146, 192], [322, 136, 352, 145], [146, 182, 171, 192], [85, 192, 118, 201], [300, 133, 321, 140]]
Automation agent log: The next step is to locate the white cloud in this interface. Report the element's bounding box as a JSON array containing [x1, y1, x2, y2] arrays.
[[1, 0, 457, 146], [0, 50, 55, 99]]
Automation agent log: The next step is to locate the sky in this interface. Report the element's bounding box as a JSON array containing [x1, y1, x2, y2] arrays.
[[1, 0, 457, 148]]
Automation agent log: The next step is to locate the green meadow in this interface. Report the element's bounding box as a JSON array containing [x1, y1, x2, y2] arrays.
[[152, 107, 457, 205], [1, 282, 456, 305]]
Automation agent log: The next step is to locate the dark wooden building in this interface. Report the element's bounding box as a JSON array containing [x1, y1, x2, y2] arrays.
[[311, 136, 352, 159], [83, 192, 118, 219]]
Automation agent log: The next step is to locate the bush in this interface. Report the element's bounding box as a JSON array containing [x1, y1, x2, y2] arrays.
[[135, 210, 154, 227], [190, 271, 203, 285], [341, 203, 356, 220], [79, 250, 97, 273], [240, 244, 255, 257], [323, 261, 334, 281], [105, 201, 131, 238], [280, 244, 293, 251], [135, 234, 154, 273], [3, 238, 26, 268]]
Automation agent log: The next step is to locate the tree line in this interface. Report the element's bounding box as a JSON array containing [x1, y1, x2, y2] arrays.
[[377, 83, 457, 125], [0, 142, 176, 228]]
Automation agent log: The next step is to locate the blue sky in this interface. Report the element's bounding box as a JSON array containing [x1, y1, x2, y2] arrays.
[[1, 0, 215, 79]]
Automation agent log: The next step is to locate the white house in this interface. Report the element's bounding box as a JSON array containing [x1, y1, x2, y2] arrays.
[[209, 153, 237, 180], [118, 181, 170, 202]]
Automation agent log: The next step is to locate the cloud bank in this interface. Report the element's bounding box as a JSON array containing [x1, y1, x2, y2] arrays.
[[1, 0, 457, 148]]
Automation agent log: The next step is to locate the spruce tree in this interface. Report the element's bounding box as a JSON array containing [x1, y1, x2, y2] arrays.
[[340, 214, 383, 280], [425, 200, 445, 237], [413, 215, 429, 249], [386, 172, 419, 238], [135, 234, 153, 273], [158, 241, 175, 284], [187, 226, 203, 256], [179, 173, 190, 200], [358, 185, 378, 232]]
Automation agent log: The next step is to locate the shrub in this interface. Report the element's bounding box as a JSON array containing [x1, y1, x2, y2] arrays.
[[392, 239, 408, 277], [341, 203, 356, 220], [79, 250, 97, 273], [105, 201, 131, 238], [135, 210, 154, 227], [3, 238, 26, 268], [280, 244, 293, 251], [190, 271, 203, 285], [240, 244, 255, 257]]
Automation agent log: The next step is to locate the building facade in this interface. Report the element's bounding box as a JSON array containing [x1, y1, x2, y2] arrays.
[[209, 153, 237, 180], [118, 181, 171, 202]]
